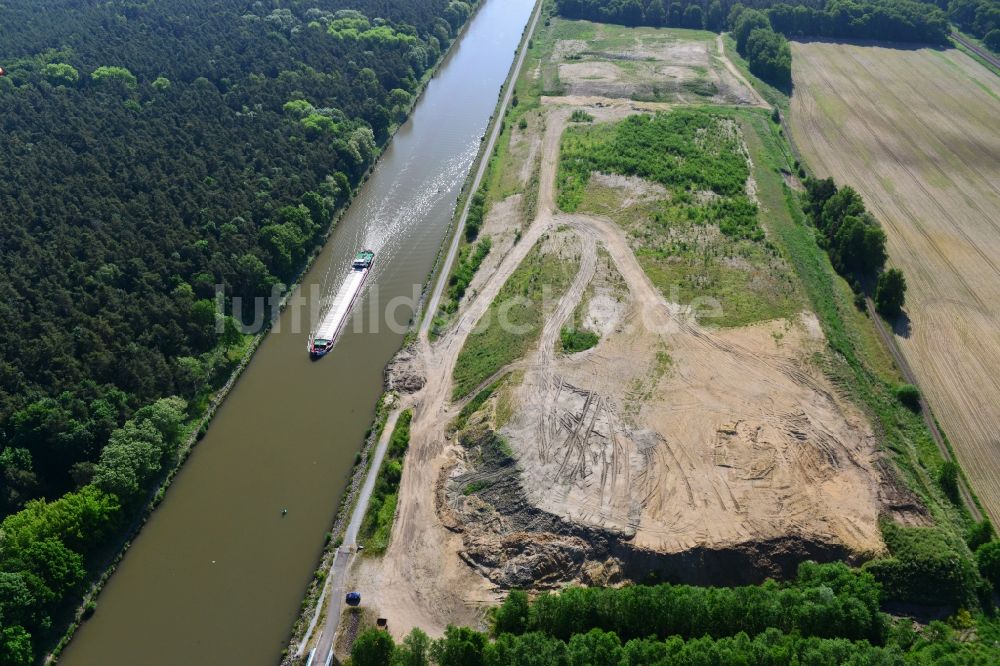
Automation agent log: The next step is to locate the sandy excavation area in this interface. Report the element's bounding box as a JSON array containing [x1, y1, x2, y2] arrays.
[[789, 41, 1000, 522], [343, 99, 911, 645], [548, 21, 759, 105]]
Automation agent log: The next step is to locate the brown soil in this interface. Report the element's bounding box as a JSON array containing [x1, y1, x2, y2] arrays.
[[345, 99, 909, 645], [551, 31, 759, 105]]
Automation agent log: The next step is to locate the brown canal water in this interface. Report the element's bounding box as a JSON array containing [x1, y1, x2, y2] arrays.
[[60, 1, 537, 663]]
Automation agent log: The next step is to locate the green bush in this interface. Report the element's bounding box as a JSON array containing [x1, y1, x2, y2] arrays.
[[865, 523, 981, 607], [938, 461, 960, 502], [894, 384, 921, 411], [976, 541, 1000, 590], [446, 237, 492, 311], [465, 188, 488, 242], [559, 327, 599, 353], [967, 519, 995, 551]]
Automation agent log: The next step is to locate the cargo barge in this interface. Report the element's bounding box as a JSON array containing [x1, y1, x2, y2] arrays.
[[308, 250, 374, 359]]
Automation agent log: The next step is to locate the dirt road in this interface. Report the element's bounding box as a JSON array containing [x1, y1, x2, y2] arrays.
[[716, 33, 770, 109], [420, 0, 543, 338], [303, 407, 402, 663]]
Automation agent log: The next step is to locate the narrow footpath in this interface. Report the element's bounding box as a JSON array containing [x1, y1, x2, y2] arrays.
[[301, 407, 401, 665]]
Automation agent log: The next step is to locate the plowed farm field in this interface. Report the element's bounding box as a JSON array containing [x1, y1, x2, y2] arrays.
[[789, 41, 1000, 521]]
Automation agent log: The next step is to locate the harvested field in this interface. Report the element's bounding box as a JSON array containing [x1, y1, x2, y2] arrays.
[[789, 41, 1000, 521]]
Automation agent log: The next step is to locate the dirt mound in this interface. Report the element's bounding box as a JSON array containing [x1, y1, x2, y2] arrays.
[[385, 345, 426, 394], [442, 417, 871, 589]]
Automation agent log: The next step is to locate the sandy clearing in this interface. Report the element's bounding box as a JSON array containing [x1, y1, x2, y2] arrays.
[[550, 26, 757, 105], [342, 99, 894, 649], [505, 209, 883, 557], [342, 109, 576, 646], [789, 41, 1000, 521]]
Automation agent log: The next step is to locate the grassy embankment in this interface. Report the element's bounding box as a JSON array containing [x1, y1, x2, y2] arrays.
[[357, 408, 413, 555], [428, 3, 562, 338]]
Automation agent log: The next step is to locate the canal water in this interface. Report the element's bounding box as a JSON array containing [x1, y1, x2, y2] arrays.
[[60, 0, 537, 663]]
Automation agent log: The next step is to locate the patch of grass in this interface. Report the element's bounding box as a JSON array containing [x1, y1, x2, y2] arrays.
[[443, 237, 492, 314], [561, 109, 802, 327], [452, 241, 578, 399], [559, 326, 599, 353], [462, 480, 490, 495], [451, 376, 507, 433], [569, 109, 593, 122], [358, 409, 413, 554]]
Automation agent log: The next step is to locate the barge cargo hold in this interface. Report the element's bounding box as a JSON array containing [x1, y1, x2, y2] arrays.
[[309, 250, 374, 359]]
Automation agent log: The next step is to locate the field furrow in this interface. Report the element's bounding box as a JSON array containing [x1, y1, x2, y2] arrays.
[[790, 41, 1000, 520]]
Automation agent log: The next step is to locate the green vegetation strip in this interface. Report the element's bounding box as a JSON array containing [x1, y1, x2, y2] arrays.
[[357, 409, 413, 555], [350, 562, 1000, 664], [452, 243, 577, 399]]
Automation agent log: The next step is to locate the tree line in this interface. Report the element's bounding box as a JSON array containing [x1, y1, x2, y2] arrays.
[[0, 0, 480, 663], [556, 0, 949, 42], [803, 177, 908, 318], [345, 561, 1000, 665], [1, 398, 186, 665], [947, 0, 1000, 51]]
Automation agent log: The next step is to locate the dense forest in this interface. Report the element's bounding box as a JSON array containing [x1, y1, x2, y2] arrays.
[[948, 0, 1000, 51], [346, 561, 1000, 664], [0, 1, 479, 663], [555, 0, 951, 43]]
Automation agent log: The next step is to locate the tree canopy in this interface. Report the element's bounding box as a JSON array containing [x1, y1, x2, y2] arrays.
[[0, 1, 479, 662]]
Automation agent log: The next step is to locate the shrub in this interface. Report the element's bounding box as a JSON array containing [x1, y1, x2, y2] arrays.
[[876, 268, 907, 318], [938, 461, 960, 501], [894, 384, 921, 411], [976, 541, 1000, 589], [560, 327, 599, 353], [968, 519, 995, 551], [465, 189, 488, 242]]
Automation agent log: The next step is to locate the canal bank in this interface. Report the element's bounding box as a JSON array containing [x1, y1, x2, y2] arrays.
[[57, 1, 539, 664]]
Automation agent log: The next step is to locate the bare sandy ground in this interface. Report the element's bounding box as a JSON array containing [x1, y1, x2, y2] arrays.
[[551, 27, 759, 105], [789, 41, 1000, 521], [344, 101, 894, 647]]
